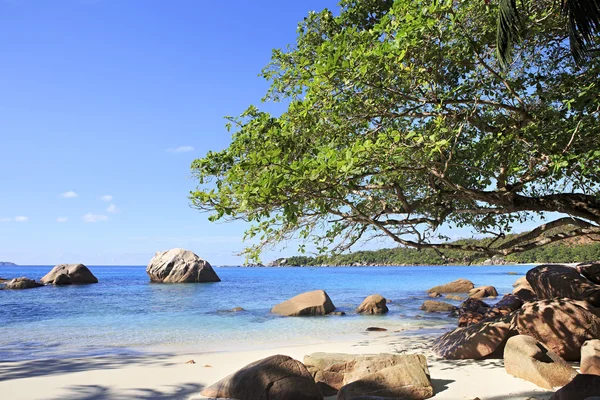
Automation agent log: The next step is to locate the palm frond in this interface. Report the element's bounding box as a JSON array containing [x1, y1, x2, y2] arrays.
[[496, 0, 524, 69], [561, 0, 600, 65]]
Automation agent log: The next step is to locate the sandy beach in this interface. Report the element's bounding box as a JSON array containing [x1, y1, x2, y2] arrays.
[[0, 329, 556, 400]]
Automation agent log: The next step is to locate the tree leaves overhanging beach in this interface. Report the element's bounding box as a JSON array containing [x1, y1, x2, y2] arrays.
[[190, 0, 600, 262]]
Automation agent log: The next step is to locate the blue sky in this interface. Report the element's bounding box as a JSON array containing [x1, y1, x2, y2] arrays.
[[0, 1, 545, 266], [0, 0, 345, 265]]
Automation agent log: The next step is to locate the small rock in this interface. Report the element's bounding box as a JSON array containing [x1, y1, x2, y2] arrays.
[[366, 327, 388, 332], [507, 272, 518, 275], [4, 277, 43, 290], [429, 291, 442, 298], [330, 311, 346, 316], [420, 300, 457, 313], [427, 279, 474, 294], [231, 307, 245, 312], [356, 294, 389, 315], [445, 294, 465, 301], [469, 286, 498, 299], [185, 359, 195, 364], [271, 290, 335, 317], [204, 364, 212, 368]]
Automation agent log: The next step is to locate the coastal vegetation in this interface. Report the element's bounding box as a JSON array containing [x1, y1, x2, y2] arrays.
[[190, 0, 600, 264]]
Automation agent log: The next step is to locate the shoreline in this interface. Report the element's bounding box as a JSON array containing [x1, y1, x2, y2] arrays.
[[0, 329, 555, 400]]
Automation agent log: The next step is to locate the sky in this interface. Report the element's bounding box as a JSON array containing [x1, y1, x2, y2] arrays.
[[0, 0, 545, 266]]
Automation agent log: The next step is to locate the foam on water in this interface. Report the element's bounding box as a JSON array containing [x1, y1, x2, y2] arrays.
[[0, 265, 531, 360]]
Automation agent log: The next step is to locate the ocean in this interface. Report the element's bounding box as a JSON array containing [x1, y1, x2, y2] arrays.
[[0, 265, 531, 361]]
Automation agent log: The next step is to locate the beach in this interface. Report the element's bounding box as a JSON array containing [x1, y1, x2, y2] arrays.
[[0, 330, 555, 400]]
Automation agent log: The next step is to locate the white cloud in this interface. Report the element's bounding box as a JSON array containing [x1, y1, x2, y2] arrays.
[[62, 191, 78, 198], [100, 195, 113, 202], [57, 217, 68, 223], [106, 204, 119, 213], [14, 216, 29, 222], [167, 146, 194, 153], [83, 213, 108, 223], [0, 217, 11, 222]]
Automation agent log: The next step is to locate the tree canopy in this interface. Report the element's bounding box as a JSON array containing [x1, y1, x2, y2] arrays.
[[190, 0, 600, 263]]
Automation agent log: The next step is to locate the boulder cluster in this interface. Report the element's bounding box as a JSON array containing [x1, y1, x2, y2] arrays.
[[1, 264, 99, 290], [201, 352, 434, 400], [429, 263, 600, 399]]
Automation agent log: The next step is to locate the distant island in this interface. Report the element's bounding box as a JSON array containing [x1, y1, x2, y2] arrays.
[[269, 227, 600, 267], [0, 261, 17, 266]]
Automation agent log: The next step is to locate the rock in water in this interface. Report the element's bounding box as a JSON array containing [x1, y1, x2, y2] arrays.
[[427, 279, 474, 293], [271, 290, 335, 316], [420, 300, 457, 313], [146, 248, 220, 283], [432, 314, 516, 359], [200, 354, 322, 400], [303, 353, 432, 398], [577, 262, 600, 285], [41, 264, 98, 285], [356, 294, 389, 315], [549, 374, 600, 400], [526, 265, 600, 307], [469, 286, 498, 299], [515, 299, 600, 361], [4, 277, 43, 290], [504, 335, 577, 389], [581, 340, 600, 376]]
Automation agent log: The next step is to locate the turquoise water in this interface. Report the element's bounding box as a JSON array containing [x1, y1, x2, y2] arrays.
[[0, 265, 531, 361]]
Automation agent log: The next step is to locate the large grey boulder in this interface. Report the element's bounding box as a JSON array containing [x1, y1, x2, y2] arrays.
[[41, 264, 98, 285], [4, 277, 43, 290], [504, 335, 578, 389], [271, 290, 335, 316], [581, 340, 600, 376], [304, 353, 432, 398], [427, 278, 474, 293], [200, 354, 322, 400], [514, 299, 600, 361], [356, 294, 389, 315], [146, 248, 220, 283], [526, 265, 600, 307]]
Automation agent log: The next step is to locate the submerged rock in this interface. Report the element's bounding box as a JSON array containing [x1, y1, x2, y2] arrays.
[[271, 290, 335, 316], [4, 277, 43, 290], [427, 279, 474, 294], [356, 294, 389, 315], [420, 300, 456, 313], [504, 335, 577, 389], [41, 264, 98, 285], [201, 354, 322, 400], [146, 248, 220, 283]]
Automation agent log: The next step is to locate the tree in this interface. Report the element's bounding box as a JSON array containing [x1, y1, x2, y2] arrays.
[[190, 0, 600, 263], [496, 0, 600, 67]]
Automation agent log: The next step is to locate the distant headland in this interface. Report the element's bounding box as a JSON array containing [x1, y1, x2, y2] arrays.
[[0, 261, 17, 266]]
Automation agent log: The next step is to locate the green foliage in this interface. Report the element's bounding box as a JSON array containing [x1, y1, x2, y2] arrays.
[[191, 0, 600, 263]]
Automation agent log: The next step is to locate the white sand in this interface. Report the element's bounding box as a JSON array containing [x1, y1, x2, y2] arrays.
[[0, 331, 555, 400]]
